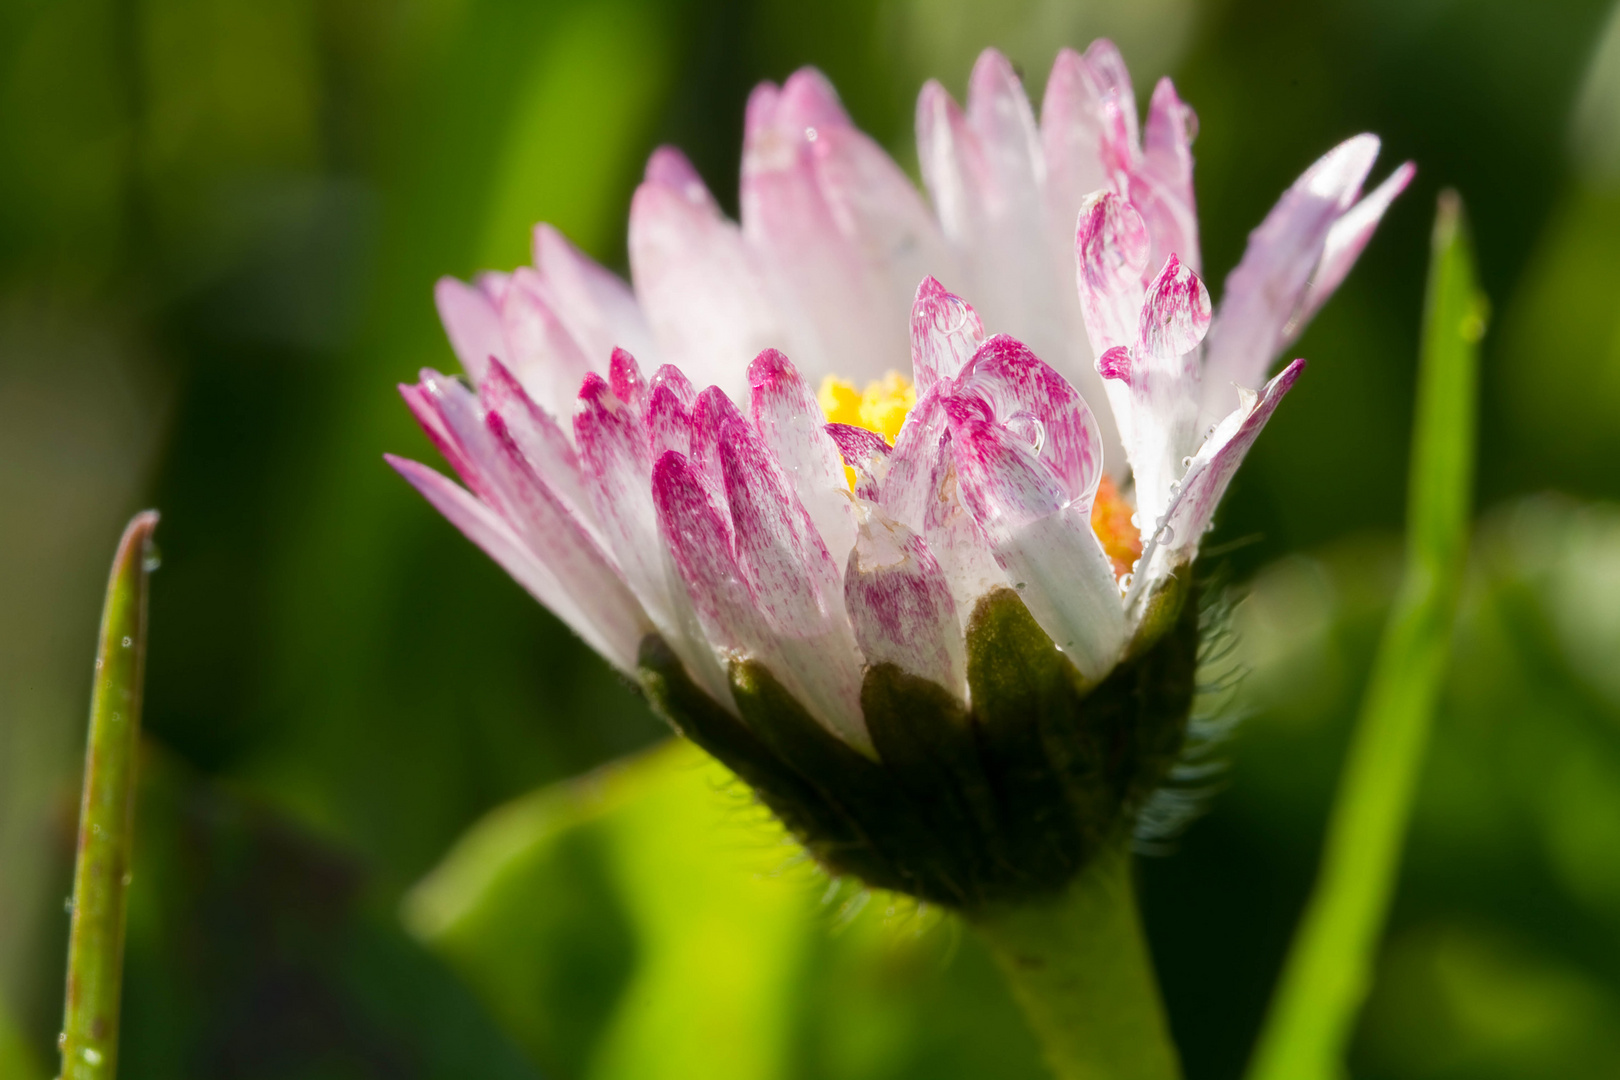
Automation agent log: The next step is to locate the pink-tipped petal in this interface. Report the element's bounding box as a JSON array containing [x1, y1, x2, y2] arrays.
[[919, 431, 1008, 630], [498, 269, 595, 421], [741, 70, 898, 384], [629, 147, 779, 400], [718, 414, 843, 637], [574, 374, 731, 704], [1138, 253, 1212, 360], [1135, 77, 1201, 275], [644, 145, 720, 211], [653, 449, 764, 653], [845, 507, 964, 694], [809, 123, 959, 355], [608, 347, 646, 413], [475, 270, 512, 306], [1200, 134, 1380, 421], [749, 348, 855, 557], [918, 53, 1077, 407], [647, 380, 693, 460], [532, 223, 659, 368], [1030, 42, 1136, 474], [1136, 359, 1307, 605], [824, 422, 891, 501], [966, 49, 1046, 232], [573, 373, 654, 590], [478, 358, 596, 531], [1294, 161, 1416, 333], [1075, 190, 1152, 355], [649, 363, 696, 408], [689, 385, 744, 517], [1097, 345, 1133, 382], [909, 277, 986, 392], [435, 277, 509, 384], [1040, 48, 1112, 242], [397, 385, 653, 679], [882, 380, 952, 532], [948, 419, 1126, 679], [388, 455, 640, 673], [1083, 39, 1137, 149], [480, 409, 645, 646], [403, 369, 499, 501], [952, 334, 1106, 508]]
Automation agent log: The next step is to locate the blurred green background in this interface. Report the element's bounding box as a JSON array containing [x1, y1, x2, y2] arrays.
[[4, 0, 1620, 1077]]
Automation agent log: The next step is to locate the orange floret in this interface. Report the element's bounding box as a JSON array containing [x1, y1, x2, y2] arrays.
[[1091, 474, 1142, 581]]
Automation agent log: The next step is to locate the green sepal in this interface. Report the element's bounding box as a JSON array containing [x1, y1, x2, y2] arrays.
[[729, 657, 958, 900], [962, 588, 1094, 891], [636, 636, 854, 865], [860, 664, 1001, 906], [637, 578, 1201, 912], [1128, 567, 1191, 659], [963, 585, 1199, 896]]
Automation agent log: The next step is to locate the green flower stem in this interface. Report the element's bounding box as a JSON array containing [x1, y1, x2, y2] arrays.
[[1245, 191, 1483, 1080], [58, 511, 159, 1080], [972, 841, 1182, 1080]]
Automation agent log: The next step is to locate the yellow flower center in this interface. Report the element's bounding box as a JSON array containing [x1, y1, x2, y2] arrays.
[[819, 371, 916, 491], [817, 369, 1140, 579]]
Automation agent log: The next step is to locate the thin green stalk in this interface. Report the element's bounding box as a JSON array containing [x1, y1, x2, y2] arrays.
[[972, 841, 1182, 1080], [1246, 191, 1484, 1080], [58, 511, 159, 1080]]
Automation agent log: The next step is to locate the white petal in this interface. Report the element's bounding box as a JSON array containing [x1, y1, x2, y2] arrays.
[[1134, 77, 1201, 276], [918, 52, 1076, 397], [1200, 134, 1379, 423], [478, 358, 597, 532], [920, 432, 1010, 635], [1134, 359, 1306, 611], [1075, 190, 1151, 355], [573, 373, 732, 705], [628, 147, 778, 402], [748, 348, 856, 560], [1040, 46, 1113, 244], [741, 71, 900, 384], [498, 268, 595, 422], [718, 412, 844, 636], [531, 223, 660, 369], [948, 417, 1126, 681], [1293, 161, 1416, 335], [653, 449, 766, 655], [951, 333, 1106, 506], [435, 276, 509, 385], [719, 407, 868, 746], [909, 276, 986, 393]]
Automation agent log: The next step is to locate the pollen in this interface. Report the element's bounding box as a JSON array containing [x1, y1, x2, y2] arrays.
[[1091, 474, 1142, 581], [819, 371, 917, 491]]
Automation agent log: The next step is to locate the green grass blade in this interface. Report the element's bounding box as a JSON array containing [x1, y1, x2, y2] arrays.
[[1246, 191, 1484, 1080], [58, 511, 159, 1080]]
